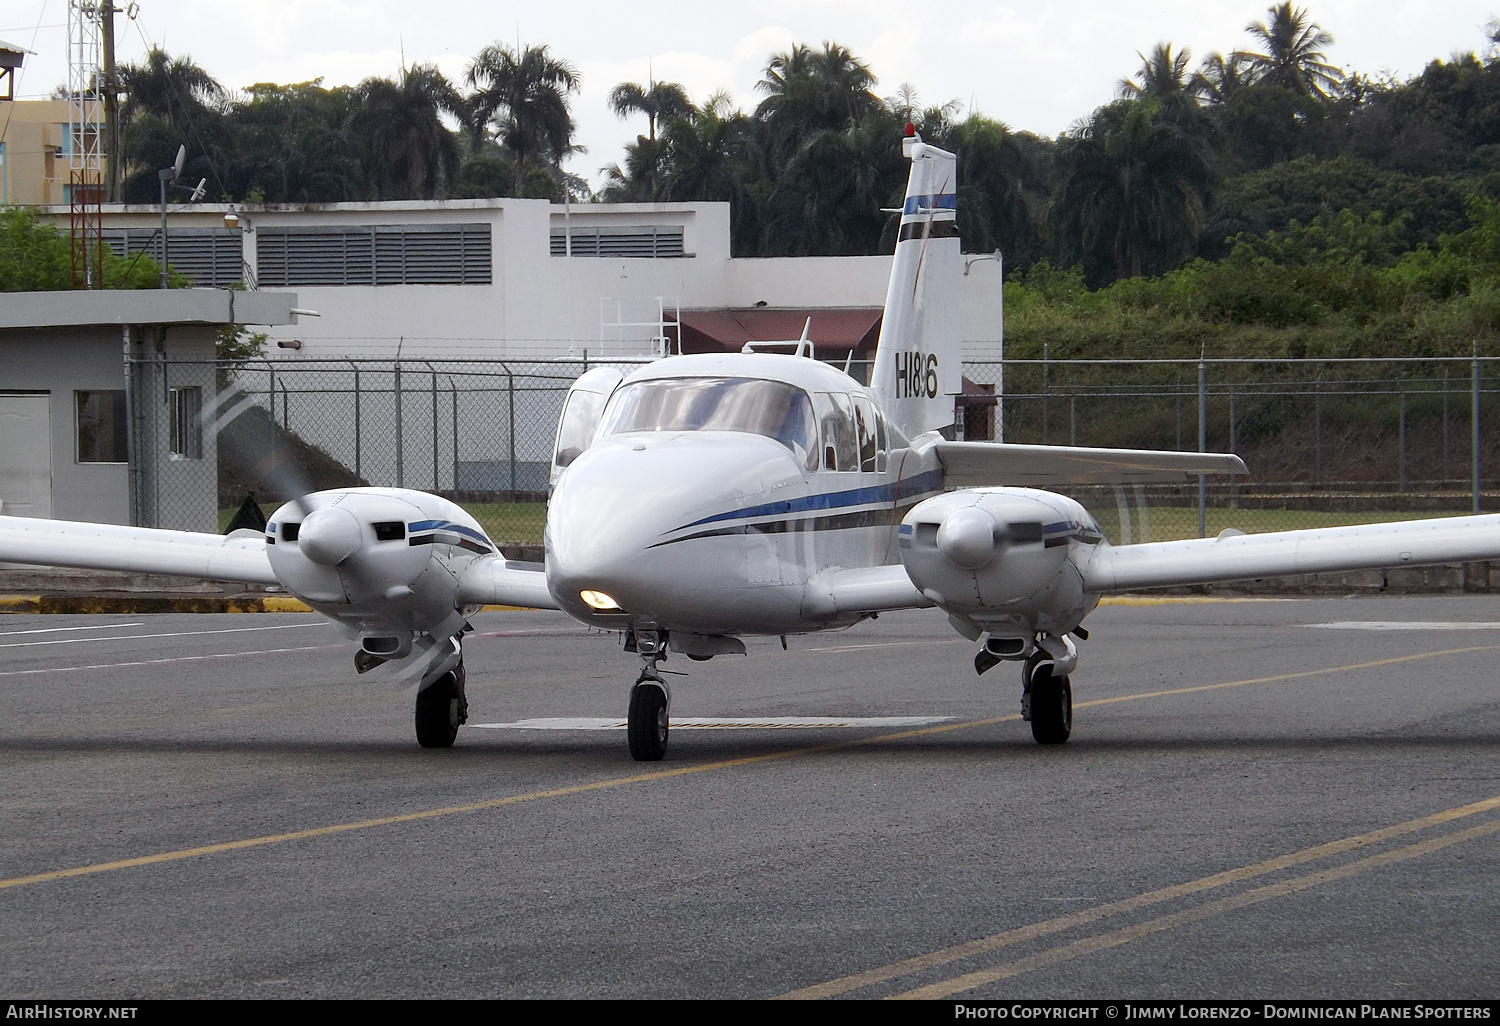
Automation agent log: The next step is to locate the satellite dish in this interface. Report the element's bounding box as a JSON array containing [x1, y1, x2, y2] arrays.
[[172, 144, 185, 181], [188, 178, 206, 202]]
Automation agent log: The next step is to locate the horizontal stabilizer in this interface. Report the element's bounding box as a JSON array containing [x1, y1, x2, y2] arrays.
[[1082, 513, 1500, 593], [802, 564, 932, 617], [0, 516, 277, 585], [455, 557, 559, 609], [935, 441, 1248, 488]]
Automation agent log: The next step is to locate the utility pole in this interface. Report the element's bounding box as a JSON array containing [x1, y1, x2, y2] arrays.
[[101, 2, 120, 203]]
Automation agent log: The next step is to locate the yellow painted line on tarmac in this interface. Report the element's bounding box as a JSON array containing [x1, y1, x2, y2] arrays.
[[4, 644, 1496, 894], [891, 815, 1500, 1000], [778, 792, 1500, 999], [0, 596, 41, 613]]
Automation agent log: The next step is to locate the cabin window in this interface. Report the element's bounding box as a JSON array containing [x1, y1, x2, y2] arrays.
[[554, 389, 607, 468], [816, 392, 858, 472], [599, 377, 817, 469], [852, 395, 879, 473]]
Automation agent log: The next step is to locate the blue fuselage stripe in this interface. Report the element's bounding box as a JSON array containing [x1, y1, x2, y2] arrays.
[[679, 469, 945, 530]]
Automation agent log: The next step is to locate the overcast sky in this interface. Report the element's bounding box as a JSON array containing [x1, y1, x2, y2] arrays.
[[3, 0, 1495, 189]]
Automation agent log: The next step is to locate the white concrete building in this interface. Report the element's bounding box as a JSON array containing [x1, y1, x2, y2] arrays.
[[43, 198, 1004, 363]]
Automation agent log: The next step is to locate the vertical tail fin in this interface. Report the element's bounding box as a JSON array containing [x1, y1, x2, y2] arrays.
[[871, 129, 963, 440]]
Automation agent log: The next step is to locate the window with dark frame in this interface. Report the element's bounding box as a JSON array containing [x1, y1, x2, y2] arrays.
[[168, 386, 202, 459], [76, 390, 127, 463]]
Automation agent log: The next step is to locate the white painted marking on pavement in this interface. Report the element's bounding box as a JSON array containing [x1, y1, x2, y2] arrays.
[[0, 622, 327, 649], [1305, 621, 1500, 631], [0, 622, 143, 637], [471, 715, 955, 730], [0, 644, 343, 678]]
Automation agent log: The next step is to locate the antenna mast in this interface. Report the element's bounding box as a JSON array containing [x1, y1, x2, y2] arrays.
[[66, 1, 105, 288]]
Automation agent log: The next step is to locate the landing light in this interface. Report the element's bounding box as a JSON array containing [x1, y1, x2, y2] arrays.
[[580, 590, 623, 611]]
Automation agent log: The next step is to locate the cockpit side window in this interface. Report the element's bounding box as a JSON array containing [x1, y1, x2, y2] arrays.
[[852, 395, 878, 473], [554, 389, 606, 469]]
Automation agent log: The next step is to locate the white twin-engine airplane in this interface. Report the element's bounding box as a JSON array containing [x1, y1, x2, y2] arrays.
[[8, 130, 1500, 760]]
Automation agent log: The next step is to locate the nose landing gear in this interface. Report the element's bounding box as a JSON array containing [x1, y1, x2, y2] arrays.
[[414, 635, 468, 749], [626, 629, 671, 761], [1022, 649, 1072, 745]]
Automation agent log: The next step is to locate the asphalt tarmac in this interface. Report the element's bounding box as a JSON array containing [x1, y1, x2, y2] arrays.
[[1, 596, 1498, 1000]]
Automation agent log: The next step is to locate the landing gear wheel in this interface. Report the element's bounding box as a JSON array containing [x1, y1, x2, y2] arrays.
[[415, 670, 462, 748], [1028, 662, 1073, 745], [628, 682, 669, 762]]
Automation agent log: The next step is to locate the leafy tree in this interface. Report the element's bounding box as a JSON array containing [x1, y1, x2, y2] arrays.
[[466, 43, 581, 194], [0, 207, 163, 291], [1051, 99, 1216, 283]]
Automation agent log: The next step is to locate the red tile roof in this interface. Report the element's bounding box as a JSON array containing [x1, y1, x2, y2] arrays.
[[678, 308, 883, 354]]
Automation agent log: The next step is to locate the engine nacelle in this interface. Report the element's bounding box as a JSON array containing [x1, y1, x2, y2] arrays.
[[898, 489, 1099, 642]]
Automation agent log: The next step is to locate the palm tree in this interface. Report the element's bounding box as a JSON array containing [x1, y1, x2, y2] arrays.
[[351, 64, 464, 199], [1190, 52, 1253, 105], [1118, 43, 1193, 100], [1237, 3, 1344, 98], [755, 42, 881, 172], [608, 80, 693, 141], [119, 47, 223, 131], [1051, 100, 1216, 282], [466, 43, 581, 194]]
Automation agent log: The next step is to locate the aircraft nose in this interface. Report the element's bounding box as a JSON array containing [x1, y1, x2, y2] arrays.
[[546, 433, 798, 617], [298, 505, 364, 566]]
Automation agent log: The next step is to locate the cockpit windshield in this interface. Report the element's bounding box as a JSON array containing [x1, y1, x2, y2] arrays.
[[597, 377, 818, 468]]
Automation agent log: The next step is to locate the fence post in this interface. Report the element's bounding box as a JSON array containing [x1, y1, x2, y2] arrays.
[[1443, 367, 1450, 482], [1314, 379, 1323, 487], [1473, 347, 1481, 514], [1398, 389, 1406, 492], [451, 380, 459, 496], [395, 361, 404, 488], [267, 363, 276, 478], [1069, 394, 1077, 446], [508, 369, 517, 494], [352, 364, 361, 483], [1198, 356, 1207, 539], [1041, 343, 1050, 444], [1228, 385, 1237, 507], [430, 367, 439, 493]]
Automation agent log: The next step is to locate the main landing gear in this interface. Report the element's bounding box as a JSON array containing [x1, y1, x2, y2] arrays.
[[626, 629, 671, 762], [415, 639, 468, 749]]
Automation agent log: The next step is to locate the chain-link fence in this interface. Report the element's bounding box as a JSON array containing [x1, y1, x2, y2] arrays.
[[126, 354, 1500, 549]]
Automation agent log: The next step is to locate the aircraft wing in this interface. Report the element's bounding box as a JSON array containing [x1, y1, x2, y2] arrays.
[[455, 557, 559, 610], [0, 515, 277, 585], [934, 441, 1248, 488], [1080, 514, 1500, 593], [802, 564, 933, 617]]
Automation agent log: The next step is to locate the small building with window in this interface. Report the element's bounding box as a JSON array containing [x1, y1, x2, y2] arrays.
[[0, 289, 299, 530]]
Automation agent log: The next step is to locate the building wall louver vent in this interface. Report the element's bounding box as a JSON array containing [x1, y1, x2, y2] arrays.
[[256, 224, 492, 287], [550, 225, 685, 258], [103, 228, 244, 287]]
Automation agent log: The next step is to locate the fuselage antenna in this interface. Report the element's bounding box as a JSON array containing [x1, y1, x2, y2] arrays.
[[795, 317, 812, 359]]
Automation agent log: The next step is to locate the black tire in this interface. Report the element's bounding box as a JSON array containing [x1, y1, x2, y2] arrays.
[[415, 670, 460, 749], [1028, 665, 1073, 745], [627, 683, 669, 761]]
